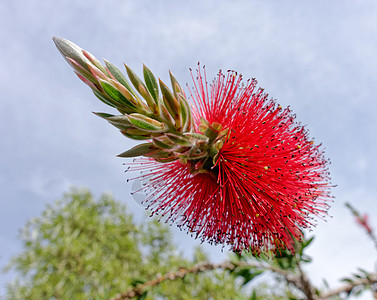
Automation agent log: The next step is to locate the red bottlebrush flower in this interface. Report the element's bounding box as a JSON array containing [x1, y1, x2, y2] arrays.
[[131, 67, 332, 254], [53, 37, 332, 254]]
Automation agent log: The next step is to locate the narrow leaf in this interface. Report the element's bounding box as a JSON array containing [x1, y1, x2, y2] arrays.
[[82, 50, 108, 75], [117, 143, 157, 157], [66, 57, 98, 84], [125, 64, 146, 94], [92, 89, 116, 108], [160, 104, 175, 126], [100, 80, 138, 111], [169, 70, 185, 98], [104, 60, 135, 94], [122, 127, 152, 136], [121, 131, 151, 140], [152, 137, 175, 149], [128, 113, 167, 132], [143, 64, 159, 103], [109, 79, 140, 107], [165, 133, 192, 146], [179, 94, 193, 132], [92, 112, 115, 119], [106, 115, 132, 126], [159, 79, 180, 119]]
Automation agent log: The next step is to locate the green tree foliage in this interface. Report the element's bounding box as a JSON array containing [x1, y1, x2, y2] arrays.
[[4, 188, 242, 300], [5, 189, 377, 299]]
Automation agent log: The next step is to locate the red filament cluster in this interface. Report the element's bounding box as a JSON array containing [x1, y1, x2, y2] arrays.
[[130, 68, 332, 254]]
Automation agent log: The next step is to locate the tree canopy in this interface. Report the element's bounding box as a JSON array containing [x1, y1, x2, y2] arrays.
[[4, 188, 242, 299]]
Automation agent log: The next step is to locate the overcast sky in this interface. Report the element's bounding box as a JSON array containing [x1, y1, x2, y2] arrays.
[[1, 0, 377, 298]]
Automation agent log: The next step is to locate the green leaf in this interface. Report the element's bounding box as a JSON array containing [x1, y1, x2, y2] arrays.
[[106, 115, 133, 126], [169, 70, 185, 99], [234, 268, 263, 286], [159, 79, 180, 120], [66, 57, 98, 84], [178, 94, 191, 132], [122, 127, 152, 137], [143, 64, 159, 103], [128, 113, 168, 132], [165, 133, 192, 146], [152, 137, 175, 149], [250, 290, 257, 300], [104, 60, 135, 94], [92, 89, 116, 108], [125, 64, 157, 113], [82, 50, 109, 75], [100, 80, 138, 111], [117, 143, 157, 157], [121, 131, 151, 140], [92, 112, 115, 119]]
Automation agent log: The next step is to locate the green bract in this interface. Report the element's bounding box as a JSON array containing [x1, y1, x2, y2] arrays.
[[53, 37, 228, 172]]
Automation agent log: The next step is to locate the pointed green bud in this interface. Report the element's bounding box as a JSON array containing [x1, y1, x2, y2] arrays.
[[106, 115, 132, 126], [125, 64, 157, 113], [178, 94, 191, 132], [169, 70, 185, 99], [128, 113, 167, 132], [117, 143, 158, 157], [159, 79, 180, 120], [104, 60, 135, 95], [138, 84, 158, 113], [92, 112, 115, 119], [93, 113, 133, 131], [53, 37, 91, 72], [143, 64, 159, 103]]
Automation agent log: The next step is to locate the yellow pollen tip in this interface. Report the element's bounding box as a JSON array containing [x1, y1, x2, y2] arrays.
[[297, 145, 301, 149], [264, 166, 269, 170], [255, 213, 260, 218]]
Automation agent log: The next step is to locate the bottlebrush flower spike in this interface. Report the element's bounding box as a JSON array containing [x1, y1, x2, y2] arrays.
[[53, 37, 332, 254]]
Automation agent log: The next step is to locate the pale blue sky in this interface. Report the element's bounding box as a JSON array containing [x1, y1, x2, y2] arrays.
[[1, 0, 377, 297]]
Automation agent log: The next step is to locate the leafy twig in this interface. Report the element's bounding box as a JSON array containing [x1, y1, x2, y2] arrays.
[[319, 273, 377, 299], [346, 202, 377, 251]]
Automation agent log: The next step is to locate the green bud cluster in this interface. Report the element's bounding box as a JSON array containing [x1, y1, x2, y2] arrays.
[[53, 37, 228, 172]]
